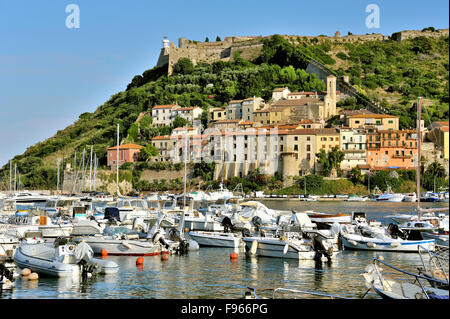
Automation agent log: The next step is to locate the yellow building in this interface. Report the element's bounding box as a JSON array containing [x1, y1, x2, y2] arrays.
[[208, 107, 227, 123], [346, 114, 399, 130], [253, 106, 291, 125], [315, 128, 340, 152], [428, 121, 449, 160]]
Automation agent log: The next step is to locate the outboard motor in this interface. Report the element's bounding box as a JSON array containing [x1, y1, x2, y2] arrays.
[[251, 216, 263, 232], [387, 223, 406, 239], [104, 207, 121, 224], [311, 234, 334, 262], [167, 227, 189, 255], [221, 216, 234, 233], [0, 261, 15, 284], [73, 242, 99, 280], [241, 228, 251, 238]]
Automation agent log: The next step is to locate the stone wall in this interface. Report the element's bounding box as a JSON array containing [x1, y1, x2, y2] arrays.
[[391, 29, 449, 41]]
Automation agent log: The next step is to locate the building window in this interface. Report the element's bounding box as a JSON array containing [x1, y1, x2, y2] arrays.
[[306, 145, 311, 151], [306, 153, 311, 160], [307, 137, 310, 141], [294, 145, 298, 151]]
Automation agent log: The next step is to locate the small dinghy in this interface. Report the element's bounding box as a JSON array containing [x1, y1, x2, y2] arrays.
[[13, 239, 118, 277], [340, 223, 435, 252], [363, 257, 449, 299]]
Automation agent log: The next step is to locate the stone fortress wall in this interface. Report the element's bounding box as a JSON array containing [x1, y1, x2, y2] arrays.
[[157, 29, 450, 74]]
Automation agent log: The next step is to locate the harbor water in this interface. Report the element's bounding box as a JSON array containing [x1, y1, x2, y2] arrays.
[[1, 200, 448, 299]]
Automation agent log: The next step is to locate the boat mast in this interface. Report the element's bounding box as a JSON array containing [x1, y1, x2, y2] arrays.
[[183, 126, 188, 210], [88, 145, 93, 192], [417, 97, 422, 219], [116, 123, 121, 197], [9, 159, 12, 194], [61, 154, 65, 194], [14, 163, 17, 192], [56, 158, 61, 195], [71, 151, 78, 195], [93, 153, 97, 192]]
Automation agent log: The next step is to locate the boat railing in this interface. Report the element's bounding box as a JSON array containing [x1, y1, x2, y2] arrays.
[[245, 286, 350, 299], [371, 258, 448, 299], [418, 245, 449, 284]]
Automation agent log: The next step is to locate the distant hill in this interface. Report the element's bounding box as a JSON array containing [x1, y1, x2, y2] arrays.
[[1, 30, 448, 190]]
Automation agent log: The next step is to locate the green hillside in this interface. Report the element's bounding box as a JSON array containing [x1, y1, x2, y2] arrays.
[[1, 33, 448, 190]]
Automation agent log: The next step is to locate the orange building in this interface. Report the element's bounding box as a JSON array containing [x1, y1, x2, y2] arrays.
[[366, 129, 418, 169], [107, 143, 144, 167]]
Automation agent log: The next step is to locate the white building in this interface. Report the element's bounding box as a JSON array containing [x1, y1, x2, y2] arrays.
[[340, 127, 367, 171], [172, 106, 203, 124], [152, 104, 178, 127]]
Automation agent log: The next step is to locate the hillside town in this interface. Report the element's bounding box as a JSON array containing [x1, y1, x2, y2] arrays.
[[107, 74, 449, 187]]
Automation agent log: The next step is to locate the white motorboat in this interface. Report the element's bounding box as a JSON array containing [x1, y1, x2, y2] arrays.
[[181, 211, 224, 232], [307, 211, 351, 224], [206, 183, 234, 201], [242, 231, 339, 261], [13, 240, 118, 277], [0, 234, 20, 260], [402, 193, 417, 202], [73, 232, 162, 256], [340, 222, 435, 252], [439, 191, 449, 203], [188, 231, 241, 248], [376, 188, 405, 202], [345, 195, 368, 202]]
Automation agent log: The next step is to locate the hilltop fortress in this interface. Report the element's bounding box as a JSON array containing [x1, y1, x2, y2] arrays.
[[157, 29, 449, 74]]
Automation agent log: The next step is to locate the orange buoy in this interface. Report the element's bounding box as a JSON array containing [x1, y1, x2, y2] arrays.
[[136, 257, 144, 265], [230, 252, 238, 260], [101, 249, 108, 257], [184, 228, 190, 233], [161, 253, 169, 261]]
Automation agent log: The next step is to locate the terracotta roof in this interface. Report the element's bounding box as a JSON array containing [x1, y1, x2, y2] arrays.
[[107, 143, 144, 150], [288, 92, 316, 96], [439, 126, 449, 132], [273, 87, 289, 92], [315, 128, 340, 135], [434, 121, 449, 127], [173, 106, 201, 111], [153, 104, 177, 109], [238, 121, 257, 125], [349, 114, 398, 119], [213, 119, 240, 124], [228, 100, 243, 104], [152, 135, 175, 140]]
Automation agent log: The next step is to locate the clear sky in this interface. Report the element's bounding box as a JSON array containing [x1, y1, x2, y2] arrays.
[[0, 0, 448, 167]]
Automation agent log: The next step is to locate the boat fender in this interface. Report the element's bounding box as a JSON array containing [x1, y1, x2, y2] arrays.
[[390, 242, 400, 247], [366, 242, 377, 248], [349, 240, 358, 246], [250, 240, 258, 255], [283, 244, 289, 255]]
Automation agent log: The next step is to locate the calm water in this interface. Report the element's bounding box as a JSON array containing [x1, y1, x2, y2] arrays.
[[1, 201, 447, 299]]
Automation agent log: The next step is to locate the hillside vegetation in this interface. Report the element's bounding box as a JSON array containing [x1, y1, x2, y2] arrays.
[[1, 33, 448, 190]]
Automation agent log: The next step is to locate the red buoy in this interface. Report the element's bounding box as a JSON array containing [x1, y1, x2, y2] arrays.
[[101, 249, 108, 257], [230, 252, 238, 259], [136, 257, 144, 265], [161, 252, 169, 261]]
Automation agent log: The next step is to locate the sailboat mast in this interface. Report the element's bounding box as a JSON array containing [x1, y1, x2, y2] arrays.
[[116, 123, 121, 197], [89, 145, 93, 192], [56, 158, 61, 194], [417, 97, 422, 218], [183, 127, 187, 210], [14, 163, 17, 192], [9, 159, 12, 194]]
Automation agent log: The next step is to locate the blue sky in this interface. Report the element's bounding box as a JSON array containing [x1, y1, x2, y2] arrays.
[[0, 0, 448, 167]]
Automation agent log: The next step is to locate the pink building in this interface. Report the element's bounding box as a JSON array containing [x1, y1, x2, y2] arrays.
[[107, 143, 144, 167]]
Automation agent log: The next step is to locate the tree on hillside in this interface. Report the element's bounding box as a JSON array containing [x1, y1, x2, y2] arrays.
[[205, 37, 209, 42], [423, 161, 447, 191], [315, 147, 345, 177], [172, 116, 190, 129], [172, 58, 194, 75], [216, 36, 221, 41], [349, 167, 364, 185], [127, 123, 140, 142], [139, 144, 159, 162]]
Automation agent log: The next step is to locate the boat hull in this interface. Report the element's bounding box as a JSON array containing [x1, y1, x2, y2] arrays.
[[341, 234, 435, 252], [13, 244, 118, 277], [242, 237, 338, 260], [73, 237, 161, 256], [188, 231, 240, 248]]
